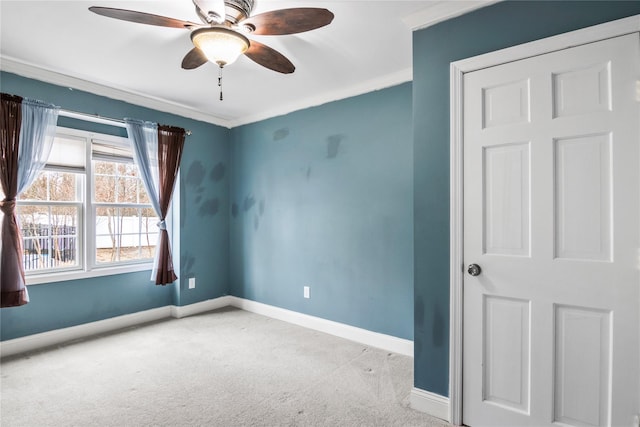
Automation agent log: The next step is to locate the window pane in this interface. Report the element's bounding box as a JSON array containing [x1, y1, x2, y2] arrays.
[[118, 163, 138, 177], [94, 161, 115, 175], [95, 174, 116, 202], [21, 171, 80, 202], [96, 206, 119, 263], [48, 172, 79, 201], [19, 204, 80, 272], [94, 160, 150, 204], [50, 206, 79, 268], [140, 208, 158, 259], [138, 181, 150, 203], [118, 177, 139, 203], [20, 205, 49, 271], [96, 206, 157, 264], [21, 172, 48, 200]]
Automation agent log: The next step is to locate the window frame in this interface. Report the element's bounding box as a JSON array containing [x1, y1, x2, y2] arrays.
[[18, 182, 84, 275], [23, 126, 158, 285]]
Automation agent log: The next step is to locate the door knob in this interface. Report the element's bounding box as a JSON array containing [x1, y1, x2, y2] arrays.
[[467, 264, 482, 276]]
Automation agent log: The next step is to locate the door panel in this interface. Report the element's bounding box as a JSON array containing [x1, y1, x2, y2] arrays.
[[463, 33, 639, 427], [554, 133, 611, 261], [483, 142, 530, 256], [482, 295, 531, 414], [554, 305, 611, 427]]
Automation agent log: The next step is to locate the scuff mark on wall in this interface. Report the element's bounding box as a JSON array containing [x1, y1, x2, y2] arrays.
[[273, 128, 289, 141], [415, 295, 424, 326], [327, 134, 344, 159], [199, 198, 220, 217], [180, 181, 187, 227], [186, 161, 205, 186], [210, 162, 226, 182], [181, 251, 195, 276], [432, 303, 444, 347], [243, 195, 256, 212]]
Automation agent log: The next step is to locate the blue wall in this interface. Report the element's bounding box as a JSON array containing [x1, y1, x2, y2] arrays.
[[0, 71, 230, 340], [412, 0, 640, 396], [0, 72, 414, 342], [230, 83, 414, 339]]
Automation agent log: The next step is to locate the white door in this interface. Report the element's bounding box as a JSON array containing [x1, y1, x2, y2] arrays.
[[462, 33, 640, 427]]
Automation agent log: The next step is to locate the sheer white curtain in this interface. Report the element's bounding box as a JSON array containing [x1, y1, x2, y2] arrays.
[[125, 119, 163, 280], [17, 99, 61, 193]]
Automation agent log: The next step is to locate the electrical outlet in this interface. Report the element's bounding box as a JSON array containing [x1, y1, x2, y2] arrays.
[[188, 277, 196, 289], [304, 286, 310, 299]]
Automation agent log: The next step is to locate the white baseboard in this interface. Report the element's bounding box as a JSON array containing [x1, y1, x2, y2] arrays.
[[410, 388, 451, 423], [170, 295, 233, 318], [227, 296, 414, 357], [0, 306, 172, 358], [1, 295, 413, 360], [0, 296, 232, 358]]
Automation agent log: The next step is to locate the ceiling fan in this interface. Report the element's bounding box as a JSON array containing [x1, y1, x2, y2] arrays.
[[89, 0, 334, 99]]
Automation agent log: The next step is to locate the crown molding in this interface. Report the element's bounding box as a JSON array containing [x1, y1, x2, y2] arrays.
[[1, 55, 412, 130], [0, 56, 234, 128], [403, 0, 500, 31], [229, 66, 413, 127]]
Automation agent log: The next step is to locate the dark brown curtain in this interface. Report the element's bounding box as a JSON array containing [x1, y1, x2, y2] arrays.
[[155, 125, 185, 285], [0, 93, 28, 307]]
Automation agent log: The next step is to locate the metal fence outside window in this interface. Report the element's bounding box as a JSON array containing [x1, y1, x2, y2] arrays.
[[21, 224, 76, 270]]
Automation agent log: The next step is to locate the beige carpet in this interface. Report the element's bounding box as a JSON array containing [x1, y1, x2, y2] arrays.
[[1, 307, 451, 427]]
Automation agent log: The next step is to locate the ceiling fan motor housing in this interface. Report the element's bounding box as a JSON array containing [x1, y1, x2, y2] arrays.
[[224, 0, 255, 24]]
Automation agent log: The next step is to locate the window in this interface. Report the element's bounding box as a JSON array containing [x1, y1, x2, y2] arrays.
[[17, 127, 159, 283], [19, 170, 82, 271], [93, 159, 157, 264]]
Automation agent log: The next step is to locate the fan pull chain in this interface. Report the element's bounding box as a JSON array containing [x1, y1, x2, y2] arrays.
[[218, 66, 223, 101]]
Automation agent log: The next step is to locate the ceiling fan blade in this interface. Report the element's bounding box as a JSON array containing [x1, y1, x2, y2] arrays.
[[243, 8, 334, 35], [182, 47, 209, 70], [244, 40, 295, 74], [192, 0, 226, 24], [89, 6, 200, 29]]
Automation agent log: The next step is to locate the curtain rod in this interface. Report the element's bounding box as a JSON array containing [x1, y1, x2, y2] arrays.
[[58, 109, 192, 136]]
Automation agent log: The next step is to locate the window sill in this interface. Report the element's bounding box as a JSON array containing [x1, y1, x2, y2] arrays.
[[26, 262, 154, 285]]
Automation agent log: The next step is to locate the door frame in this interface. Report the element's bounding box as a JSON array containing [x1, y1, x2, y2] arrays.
[[448, 15, 640, 426]]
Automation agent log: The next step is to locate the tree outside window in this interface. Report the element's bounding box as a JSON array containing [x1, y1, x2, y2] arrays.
[[94, 161, 158, 264], [19, 171, 80, 270]]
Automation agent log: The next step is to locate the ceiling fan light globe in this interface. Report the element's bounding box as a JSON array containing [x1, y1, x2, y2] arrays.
[[191, 27, 249, 67]]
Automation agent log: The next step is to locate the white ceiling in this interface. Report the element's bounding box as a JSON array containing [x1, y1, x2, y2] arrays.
[[0, 0, 491, 128]]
